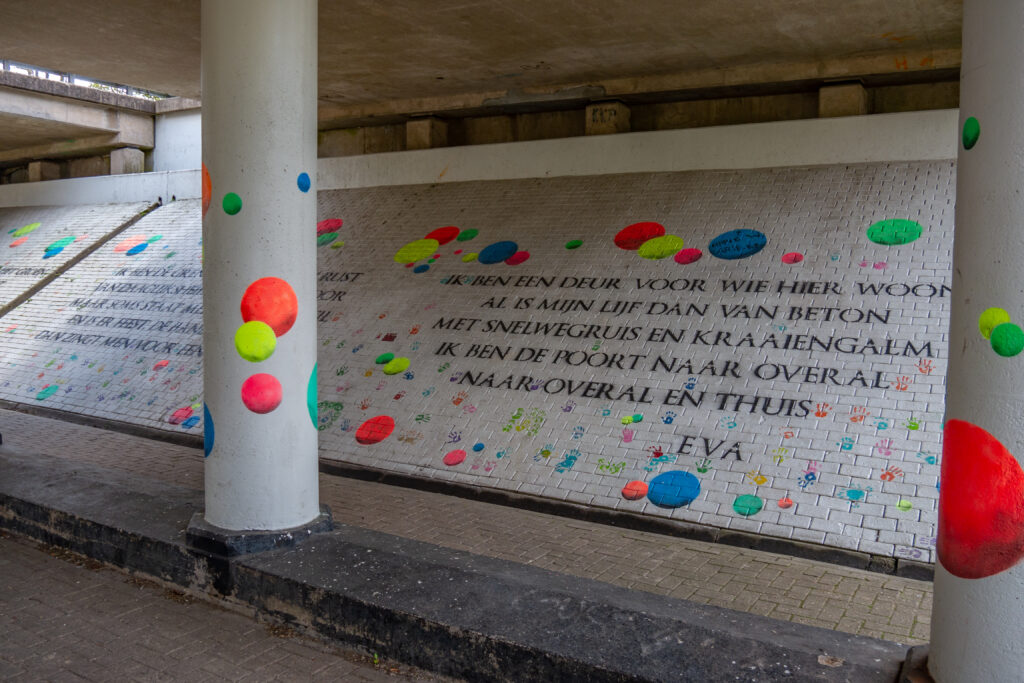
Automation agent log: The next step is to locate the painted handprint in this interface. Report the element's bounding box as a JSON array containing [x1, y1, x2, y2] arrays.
[[452, 391, 469, 406], [561, 400, 576, 413], [572, 425, 585, 440], [904, 416, 921, 431], [695, 458, 712, 474], [814, 403, 831, 418], [393, 391, 406, 400], [554, 449, 580, 473], [916, 359, 934, 374], [422, 386, 435, 397], [880, 465, 904, 482], [359, 397, 372, 410], [414, 413, 431, 423], [891, 376, 912, 391], [874, 439, 893, 457], [745, 470, 767, 486], [718, 415, 737, 429], [444, 429, 462, 446], [621, 427, 634, 443], [403, 371, 415, 380], [836, 436, 854, 451], [849, 406, 869, 423], [661, 411, 677, 425], [771, 447, 788, 464], [502, 408, 524, 432], [597, 458, 625, 475], [684, 376, 698, 390]]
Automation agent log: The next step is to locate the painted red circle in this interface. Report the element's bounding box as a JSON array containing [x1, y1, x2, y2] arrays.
[[241, 373, 282, 414], [443, 449, 466, 466], [622, 480, 649, 500], [355, 415, 395, 445], [674, 248, 703, 265], [201, 164, 212, 219], [615, 222, 665, 250], [241, 277, 298, 337], [505, 251, 530, 266], [425, 226, 460, 245], [317, 219, 343, 236], [454, 249, 463, 255], [781, 252, 804, 264], [778, 497, 794, 509]]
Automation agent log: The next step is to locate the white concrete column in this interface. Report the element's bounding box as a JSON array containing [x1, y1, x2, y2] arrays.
[[930, 1, 1024, 680], [201, 0, 320, 531]]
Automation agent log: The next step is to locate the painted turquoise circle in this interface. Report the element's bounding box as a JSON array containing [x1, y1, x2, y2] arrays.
[[46, 236, 76, 251], [42, 247, 64, 260], [297, 172, 311, 192], [307, 362, 318, 428], [631, 414, 643, 423], [991, 323, 1024, 357], [127, 242, 149, 256], [473, 443, 485, 452], [479, 241, 518, 265], [708, 229, 767, 260], [647, 471, 701, 508], [203, 403, 215, 457], [963, 116, 980, 150], [866, 219, 923, 246], [35, 385, 59, 401], [733, 494, 764, 517], [222, 192, 242, 215]]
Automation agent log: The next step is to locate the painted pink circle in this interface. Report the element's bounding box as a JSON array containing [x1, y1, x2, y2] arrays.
[[505, 251, 530, 266], [615, 222, 665, 250], [674, 248, 702, 265], [781, 252, 804, 264], [317, 219, 343, 236], [241, 373, 282, 414], [443, 449, 467, 466], [622, 480, 649, 500]]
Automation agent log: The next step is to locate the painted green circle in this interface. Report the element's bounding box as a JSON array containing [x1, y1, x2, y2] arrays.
[[46, 236, 76, 251], [147, 235, 163, 243], [963, 116, 980, 150], [317, 232, 338, 246], [394, 238, 440, 264], [234, 321, 277, 362], [456, 229, 478, 242], [733, 494, 764, 517], [565, 240, 583, 250], [637, 235, 685, 260], [461, 252, 478, 263], [307, 362, 318, 428], [12, 222, 41, 237], [991, 323, 1024, 357], [896, 499, 913, 512], [631, 414, 643, 423], [222, 192, 242, 215], [382, 357, 410, 375], [979, 307, 1011, 340], [866, 219, 923, 246], [375, 352, 395, 365]]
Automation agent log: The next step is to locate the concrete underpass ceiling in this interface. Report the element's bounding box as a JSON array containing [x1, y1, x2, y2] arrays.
[[0, 111, 111, 153], [3, 0, 961, 121]]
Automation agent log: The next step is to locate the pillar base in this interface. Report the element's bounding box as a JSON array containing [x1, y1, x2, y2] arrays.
[[186, 505, 333, 557], [897, 644, 934, 683]]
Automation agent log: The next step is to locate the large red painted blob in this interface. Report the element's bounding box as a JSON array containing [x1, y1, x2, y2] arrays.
[[939, 419, 1024, 579], [615, 222, 665, 250], [241, 277, 298, 337], [355, 415, 395, 445], [425, 226, 460, 245]]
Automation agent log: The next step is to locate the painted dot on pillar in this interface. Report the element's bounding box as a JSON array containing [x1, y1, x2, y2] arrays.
[[222, 192, 242, 215], [646, 471, 700, 508], [963, 116, 980, 150], [355, 415, 395, 445], [241, 373, 282, 414], [621, 480, 648, 500], [240, 277, 298, 336], [307, 362, 318, 428], [203, 403, 215, 457], [991, 323, 1024, 357], [979, 307, 1011, 340], [201, 163, 212, 218], [234, 320, 277, 362], [297, 172, 311, 192]]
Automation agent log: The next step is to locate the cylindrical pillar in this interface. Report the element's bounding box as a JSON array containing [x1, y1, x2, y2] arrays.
[[930, 1, 1024, 680], [201, 0, 320, 531]]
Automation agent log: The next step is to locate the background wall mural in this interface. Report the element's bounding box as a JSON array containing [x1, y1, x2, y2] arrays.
[[0, 160, 954, 561]]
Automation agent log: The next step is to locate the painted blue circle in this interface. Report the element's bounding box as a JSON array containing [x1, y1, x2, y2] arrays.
[[478, 241, 518, 265], [203, 403, 215, 458], [413, 264, 430, 273], [708, 229, 767, 260], [42, 247, 63, 260], [297, 172, 311, 192], [182, 415, 200, 429], [472, 442, 485, 452], [127, 242, 149, 256], [647, 471, 701, 508]]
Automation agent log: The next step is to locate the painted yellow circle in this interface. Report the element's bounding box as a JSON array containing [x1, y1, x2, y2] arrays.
[[638, 235, 685, 260], [382, 357, 410, 375], [461, 252, 478, 263], [394, 238, 440, 264], [234, 320, 277, 362], [979, 307, 1011, 339]]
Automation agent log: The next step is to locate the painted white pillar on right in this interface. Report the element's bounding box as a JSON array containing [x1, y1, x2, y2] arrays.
[[930, 1, 1024, 680]]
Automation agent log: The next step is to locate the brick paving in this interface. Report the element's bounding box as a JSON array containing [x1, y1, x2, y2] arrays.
[[0, 408, 932, 645], [0, 532, 440, 681]]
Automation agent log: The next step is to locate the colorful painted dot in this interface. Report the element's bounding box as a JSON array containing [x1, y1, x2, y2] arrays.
[[182, 416, 200, 429], [565, 240, 583, 250], [897, 499, 913, 512], [11, 222, 41, 238], [127, 242, 148, 256], [781, 252, 804, 264], [355, 415, 395, 445], [443, 449, 467, 466], [709, 229, 767, 260], [621, 416, 633, 425], [394, 238, 440, 264], [306, 362, 318, 428], [505, 251, 530, 266], [9, 236, 28, 248], [35, 385, 59, 401], [383, 357, 410, 375], [621, 481, 648, 500], [963, 116, 980, 150], [297, 172, 311, 192], [472, 443, 485, 452], [42, 247, 63, 260], [454, 249, 463, 254], [979, 307, 1011, 340], [153, 360, 169, 370], [203, 403, 214, 457], [317, 218, 343, 236], [169, 407, 193, 424], [201, 164, 212, 218], [461, 252, 478, 263], [234, 321, 277, 362], [733, 494, 764, 517], [991, 323, 1024, 357], [456, 229, 478, 242], [241, 373, 282, 413], [638, 235, 685, 260], [375, 353, 395, 364], [317, 232, 339, 247], [615, 222, 665, 250], [866, 219, 923, 246], [674, 248, 702, 265], [425, 226, 460, 245], [240, 277, 298, 336], [647, 471, 701, 508], [222, 192, 242, 215], [414, 264, 430, 273], [778, 497, 794, 509], [114, 236, 146, 253], [46, 236, 76, 252], [147, 235, 162, 243], [478, 241, 518, 265], [631, 414, 643, 423]]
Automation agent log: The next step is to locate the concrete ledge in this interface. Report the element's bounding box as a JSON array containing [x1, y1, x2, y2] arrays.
[[186, 506, 333, 557], [0, 449, 910, 682]]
